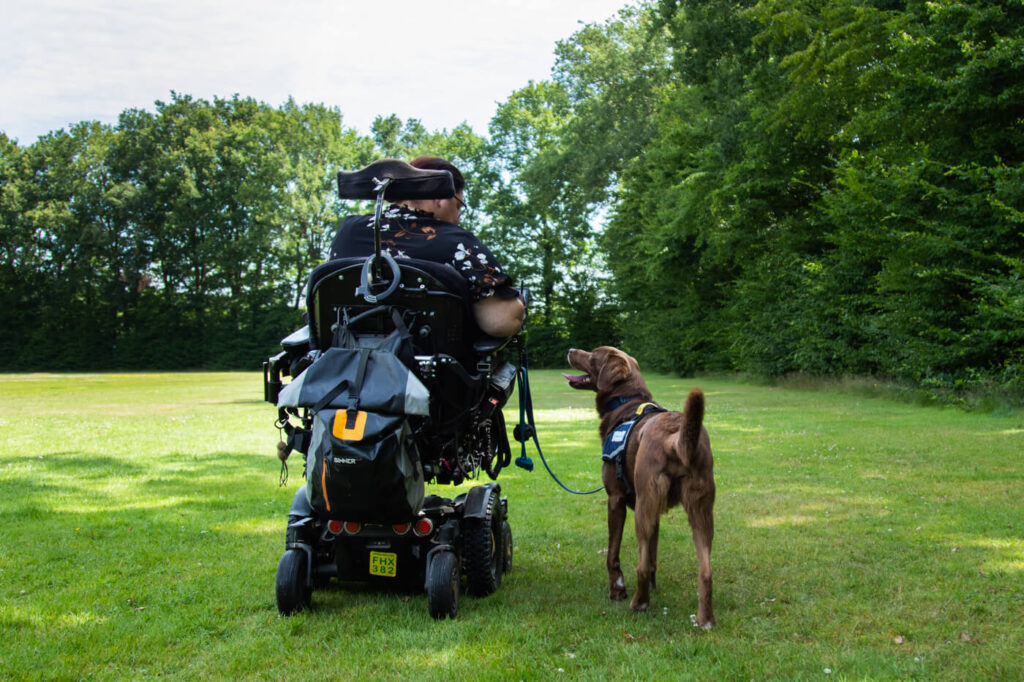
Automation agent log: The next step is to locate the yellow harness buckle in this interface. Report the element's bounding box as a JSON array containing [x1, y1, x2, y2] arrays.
[[635, 402, 658, 416]]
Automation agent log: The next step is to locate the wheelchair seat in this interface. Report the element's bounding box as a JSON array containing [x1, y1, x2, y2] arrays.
[[275, 253, 517, 487]]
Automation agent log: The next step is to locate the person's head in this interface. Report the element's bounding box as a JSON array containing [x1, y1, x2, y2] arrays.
[[410, 156, 465, 193], [404, 156, 465, 224]]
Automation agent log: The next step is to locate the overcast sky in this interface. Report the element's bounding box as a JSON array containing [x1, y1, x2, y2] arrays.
[[0, 0, 631, 145]]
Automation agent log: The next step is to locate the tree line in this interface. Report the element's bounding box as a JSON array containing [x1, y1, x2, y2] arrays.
[[618, 0, 1023, 396], [2, 0, 1023, 400], [0, 97, 494, 369], [497, 0, 1024, 396]]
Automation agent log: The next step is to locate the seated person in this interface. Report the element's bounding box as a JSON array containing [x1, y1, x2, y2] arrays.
[[329, 156, 525, 337]]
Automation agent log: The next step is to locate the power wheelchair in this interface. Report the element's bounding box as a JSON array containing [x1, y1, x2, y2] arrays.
[[263, 160, 522, 619]]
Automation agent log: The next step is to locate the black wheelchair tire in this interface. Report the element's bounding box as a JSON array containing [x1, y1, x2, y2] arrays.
[[426, 550, 459, 620], [464, 491, 503, 596], [276, 549, 311, 615], [501, 519, 513, 574]]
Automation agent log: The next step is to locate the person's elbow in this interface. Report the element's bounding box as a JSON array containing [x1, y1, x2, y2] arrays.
[[473, 296, 525, 337]]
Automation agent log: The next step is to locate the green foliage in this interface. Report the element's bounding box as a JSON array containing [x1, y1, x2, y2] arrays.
[[480, 7, 674, 364], [594, 0, 1024, 397], [4, 0, 1024, 389], [0, 96, 486, 370]]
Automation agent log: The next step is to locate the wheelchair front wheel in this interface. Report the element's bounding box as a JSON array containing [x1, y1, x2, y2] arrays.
[[426, 550, 459, 619], [276, 548, 312, 615]]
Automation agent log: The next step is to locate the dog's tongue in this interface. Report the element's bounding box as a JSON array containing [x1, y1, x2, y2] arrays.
[[563, 373, 593, 389]]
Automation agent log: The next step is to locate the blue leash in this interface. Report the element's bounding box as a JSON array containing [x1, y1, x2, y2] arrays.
[[513, 352, 602, 496]]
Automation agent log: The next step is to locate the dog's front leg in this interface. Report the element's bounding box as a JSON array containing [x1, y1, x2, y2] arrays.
[[603, 462, 628, 601], [631, 501, 657, 612]]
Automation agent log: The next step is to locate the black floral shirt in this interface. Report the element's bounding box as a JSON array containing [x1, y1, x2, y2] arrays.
[[328, 206, 518, 303]]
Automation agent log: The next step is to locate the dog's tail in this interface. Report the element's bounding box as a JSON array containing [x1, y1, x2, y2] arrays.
[[681, 388, 705, 466]]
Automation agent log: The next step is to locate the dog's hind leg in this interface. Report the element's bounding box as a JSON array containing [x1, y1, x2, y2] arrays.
[[685, 487, 715, 628], [649, 518, 660, 592], [631, 469, 669, 612], [603, 462, 628, 601]]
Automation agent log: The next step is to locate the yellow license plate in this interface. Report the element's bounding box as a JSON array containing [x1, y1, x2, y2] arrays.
[[369, 551, 397, 577]]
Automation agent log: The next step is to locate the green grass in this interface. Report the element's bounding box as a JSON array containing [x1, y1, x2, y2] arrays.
[[1, 371, 1021, 680]]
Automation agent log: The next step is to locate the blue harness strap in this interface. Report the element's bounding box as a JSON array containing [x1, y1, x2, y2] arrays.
[[600, 402, 666, 498], [605, 394, 644, 412], [602, 420, 636, 462]]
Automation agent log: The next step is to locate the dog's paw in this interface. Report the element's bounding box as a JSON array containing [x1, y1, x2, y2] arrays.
[[690, 613, 715, 630], [630, 598, 649, 612], [609, 576, 628, 601]]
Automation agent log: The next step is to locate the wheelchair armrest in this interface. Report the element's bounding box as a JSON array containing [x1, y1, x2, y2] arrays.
[[278, 325, 315, 379], [281, 326, 311, 353], [473, 334, 514, 355]]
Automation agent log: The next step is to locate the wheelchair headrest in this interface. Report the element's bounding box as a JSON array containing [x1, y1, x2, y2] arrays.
[[337, 159, 455, 201]]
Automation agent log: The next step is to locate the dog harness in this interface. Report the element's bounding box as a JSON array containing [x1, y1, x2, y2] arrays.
[[601, 401, 667, 498]]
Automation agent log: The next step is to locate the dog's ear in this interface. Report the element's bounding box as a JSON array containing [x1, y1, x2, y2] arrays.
[[597, 352, 631, 391]]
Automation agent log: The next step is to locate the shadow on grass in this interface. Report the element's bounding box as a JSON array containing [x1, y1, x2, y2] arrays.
[[1, 451, 147, 476], [3, 449, 284, 521]]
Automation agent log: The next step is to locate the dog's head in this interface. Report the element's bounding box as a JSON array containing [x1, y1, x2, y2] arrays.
[[565, 346, 649, 408]]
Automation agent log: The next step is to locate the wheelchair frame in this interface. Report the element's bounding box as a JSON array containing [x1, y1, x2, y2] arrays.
[[263, 160, 521, 618]]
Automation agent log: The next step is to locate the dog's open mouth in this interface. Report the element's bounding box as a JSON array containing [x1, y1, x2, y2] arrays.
[[563, 373, 594, 390]]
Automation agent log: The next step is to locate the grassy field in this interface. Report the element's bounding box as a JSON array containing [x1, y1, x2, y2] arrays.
[[1, 370, 1021, 680]]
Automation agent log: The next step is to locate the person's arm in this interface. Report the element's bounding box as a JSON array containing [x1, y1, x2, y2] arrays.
[[447, 232, 525, 336], [473, 294, 525, 337]]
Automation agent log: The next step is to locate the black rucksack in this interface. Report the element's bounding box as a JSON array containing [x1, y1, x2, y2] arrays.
[[277, 310, 428, 523]]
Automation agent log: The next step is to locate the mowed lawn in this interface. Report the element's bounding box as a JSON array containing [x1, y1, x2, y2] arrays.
[[1, 370, 1021, 680]]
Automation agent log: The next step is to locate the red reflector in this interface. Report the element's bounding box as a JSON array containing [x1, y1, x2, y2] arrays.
[[413, 518, 434, 537], [343, 521, 361, 535], [327, 520, 343, 535], [392, 523, 411, 535]]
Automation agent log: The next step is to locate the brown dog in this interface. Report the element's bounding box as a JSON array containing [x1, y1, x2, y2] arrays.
[[566, 346, 715, 628]]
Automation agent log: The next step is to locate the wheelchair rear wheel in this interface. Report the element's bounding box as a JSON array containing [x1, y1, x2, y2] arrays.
[[501, 519, 513, 574], [464, 491, 504, 596]]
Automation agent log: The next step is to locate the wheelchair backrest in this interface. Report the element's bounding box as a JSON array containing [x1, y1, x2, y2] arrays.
[[305, 257, 480, 362]]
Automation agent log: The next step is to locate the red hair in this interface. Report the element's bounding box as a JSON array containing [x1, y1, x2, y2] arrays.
[[409, 156, 465, 194]]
